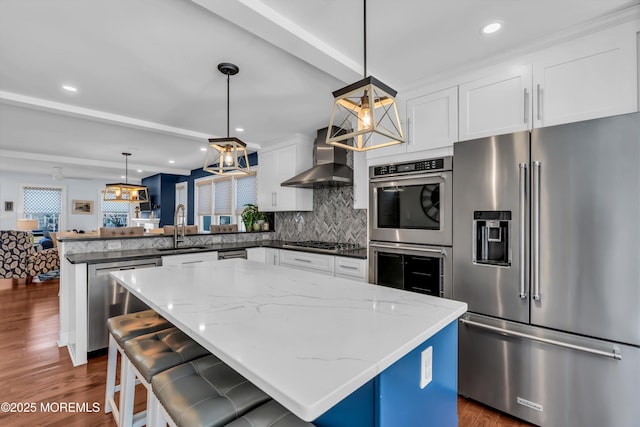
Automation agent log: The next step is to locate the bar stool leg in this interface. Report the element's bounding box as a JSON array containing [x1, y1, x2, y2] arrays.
[[105, 334, 118, 414], [120, 358, 137, 427]]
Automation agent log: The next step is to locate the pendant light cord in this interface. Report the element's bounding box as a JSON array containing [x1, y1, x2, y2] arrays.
[[226, 73, 230, 138], [125, 154, 128, 184], [363, 0, 367, 78]]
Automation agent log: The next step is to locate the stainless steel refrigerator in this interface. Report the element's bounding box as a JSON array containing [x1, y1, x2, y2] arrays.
[[452, 112, 640, 427]]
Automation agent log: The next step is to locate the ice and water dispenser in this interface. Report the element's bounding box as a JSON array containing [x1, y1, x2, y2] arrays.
[[473, 211, 511, 267]]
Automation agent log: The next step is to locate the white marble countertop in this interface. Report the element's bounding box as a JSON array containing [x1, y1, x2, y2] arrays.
[[111, 259, 467, 421]]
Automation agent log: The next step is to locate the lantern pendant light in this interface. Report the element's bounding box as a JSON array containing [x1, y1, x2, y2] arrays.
[[326, 0, 404, 151], [103, 153, 149, 202], [203, 63, 251, 175]]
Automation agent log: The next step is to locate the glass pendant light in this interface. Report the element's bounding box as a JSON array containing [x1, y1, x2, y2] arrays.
[[103, 153, 149, 202], [203, 63, 251, 175], [326, 0, 404, 151]]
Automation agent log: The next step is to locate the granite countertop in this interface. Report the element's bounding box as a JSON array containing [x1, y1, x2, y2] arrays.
[[56, 230, 270, 242], [65, 240, 368, 264], [111, 259, 467, 421]]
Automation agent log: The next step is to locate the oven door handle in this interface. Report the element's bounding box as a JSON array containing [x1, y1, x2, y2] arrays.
[[370, 243, 446, 255], [369, 172, 445, 183]]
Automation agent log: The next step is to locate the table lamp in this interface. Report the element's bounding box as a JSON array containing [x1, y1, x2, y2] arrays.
[[16, 219, 39, 232]]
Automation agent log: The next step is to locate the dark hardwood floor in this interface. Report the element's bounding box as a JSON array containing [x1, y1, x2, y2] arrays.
[[0, 277, 533, 426]]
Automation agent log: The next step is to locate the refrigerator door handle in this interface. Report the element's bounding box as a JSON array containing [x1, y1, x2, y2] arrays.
[[518, 162, 527, 299], [459, 318, 623, 360], [532, 160, 541, 301]]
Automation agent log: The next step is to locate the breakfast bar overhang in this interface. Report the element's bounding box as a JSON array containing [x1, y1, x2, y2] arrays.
[[110, 259, 467, 426]]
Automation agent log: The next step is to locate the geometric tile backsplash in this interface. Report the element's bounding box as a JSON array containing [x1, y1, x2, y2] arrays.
[[274, 185, 367, 248]]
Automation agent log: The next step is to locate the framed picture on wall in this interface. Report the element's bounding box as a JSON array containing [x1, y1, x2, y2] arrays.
[[4, 201, 13, 212], [71, 200, 93, 215]]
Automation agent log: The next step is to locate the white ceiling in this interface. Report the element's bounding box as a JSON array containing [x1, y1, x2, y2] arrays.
[[0, 0, 637, 181]]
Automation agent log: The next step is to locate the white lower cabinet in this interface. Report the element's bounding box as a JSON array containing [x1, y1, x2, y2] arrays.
[[161, 251, 218, 266], [279, 250, 334, 276], [265, 248, 280, 266], [251, 247, 368, 281], [334, 256, 368, 282], [247, 247, 280, 265]]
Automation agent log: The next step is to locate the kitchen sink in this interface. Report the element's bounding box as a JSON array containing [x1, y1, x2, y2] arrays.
[[156, 246, 209, 252]]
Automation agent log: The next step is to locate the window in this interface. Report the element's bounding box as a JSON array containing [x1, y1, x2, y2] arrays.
[[22, 186, 63, 231], [194, 172, 256, 232], [235, 174, 257, 228], [101, 196, 131, 227]]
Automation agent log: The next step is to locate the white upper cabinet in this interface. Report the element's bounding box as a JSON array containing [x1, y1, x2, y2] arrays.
[[406, 86, 459, 151], [459, 21, 638, 140], [366, 86, 458, 161], [532, 27, 638, 128], [459, 66, 532, 141], [257, 136, 313, 212]]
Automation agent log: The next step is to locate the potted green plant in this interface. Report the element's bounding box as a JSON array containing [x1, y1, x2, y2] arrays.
[[254, 211, 267, 231], [241, 204, 258, 231]]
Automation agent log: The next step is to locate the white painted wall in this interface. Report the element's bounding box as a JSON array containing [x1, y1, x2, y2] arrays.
[[0, 170, 114, 231]]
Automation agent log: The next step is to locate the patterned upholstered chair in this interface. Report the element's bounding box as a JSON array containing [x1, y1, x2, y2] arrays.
[[0, 230, 60, 283]]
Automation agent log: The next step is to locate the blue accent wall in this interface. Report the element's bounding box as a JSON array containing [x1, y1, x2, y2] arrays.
[[143, 152, 258, 226]]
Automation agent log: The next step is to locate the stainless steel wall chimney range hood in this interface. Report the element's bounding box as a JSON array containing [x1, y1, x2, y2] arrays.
[[281, 127, 353, 188]]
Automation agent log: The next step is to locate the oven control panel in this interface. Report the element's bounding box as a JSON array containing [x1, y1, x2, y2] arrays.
[[371, 157, 449, 177]]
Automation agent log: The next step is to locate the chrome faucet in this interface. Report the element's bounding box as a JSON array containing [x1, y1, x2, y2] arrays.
[[173, 204, 186, 248]]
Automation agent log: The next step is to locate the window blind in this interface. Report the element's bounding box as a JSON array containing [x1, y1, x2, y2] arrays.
[[197, 180, 212, 215], [23, 187, 62, 214], [214, 178, 232, 215], [235, 174, 257, 211], [101, 198, 131, 213]]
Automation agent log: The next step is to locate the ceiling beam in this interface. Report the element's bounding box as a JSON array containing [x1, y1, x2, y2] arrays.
[[0, 91, 208, 141], [191, 0, 362, 84], [0, 149, 192, 176]]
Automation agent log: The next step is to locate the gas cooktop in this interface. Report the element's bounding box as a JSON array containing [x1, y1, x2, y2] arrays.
[[282, 241, 361, 253]]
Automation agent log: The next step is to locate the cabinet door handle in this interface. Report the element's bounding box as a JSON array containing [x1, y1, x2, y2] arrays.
[[293, 258, 312, 263], [523, 88, 528, 124], [407, 117, 412, 144], [339, 265, 359, 270], [272, 192, 277, 206], [536, 84, 542, 121]]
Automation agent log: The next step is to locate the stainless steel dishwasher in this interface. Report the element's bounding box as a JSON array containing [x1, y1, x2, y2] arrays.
[[87, 258, 161, 354]]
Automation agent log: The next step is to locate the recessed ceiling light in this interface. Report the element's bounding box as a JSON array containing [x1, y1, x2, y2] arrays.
[[200, 147, 207, 152], [481, 21, 503, 35], [169, 160, 175, 164], [120, 175, 126, 179], [235, 127, 244, 132], [62, 84, 78, 92], [137, 169, 143, 173]]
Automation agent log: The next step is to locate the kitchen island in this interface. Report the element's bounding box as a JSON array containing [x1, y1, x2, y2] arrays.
[[111, 259, 467, 426]]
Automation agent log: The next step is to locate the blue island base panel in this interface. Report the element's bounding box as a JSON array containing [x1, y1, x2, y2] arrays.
[[315, 321, 458, 427]]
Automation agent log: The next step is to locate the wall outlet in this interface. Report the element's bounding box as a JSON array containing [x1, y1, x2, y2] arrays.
[[420, 346, 432, 389], [107, 241, 122, 250]]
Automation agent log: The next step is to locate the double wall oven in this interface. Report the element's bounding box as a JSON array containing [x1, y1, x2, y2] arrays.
[[369, 157, 453, 298]]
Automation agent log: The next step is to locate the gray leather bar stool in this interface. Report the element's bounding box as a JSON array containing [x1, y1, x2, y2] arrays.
[[150, 354, 271, 427], [225, 400, 315, 427], [105, 310, 172, 425], [121, 327, 210, 427]]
